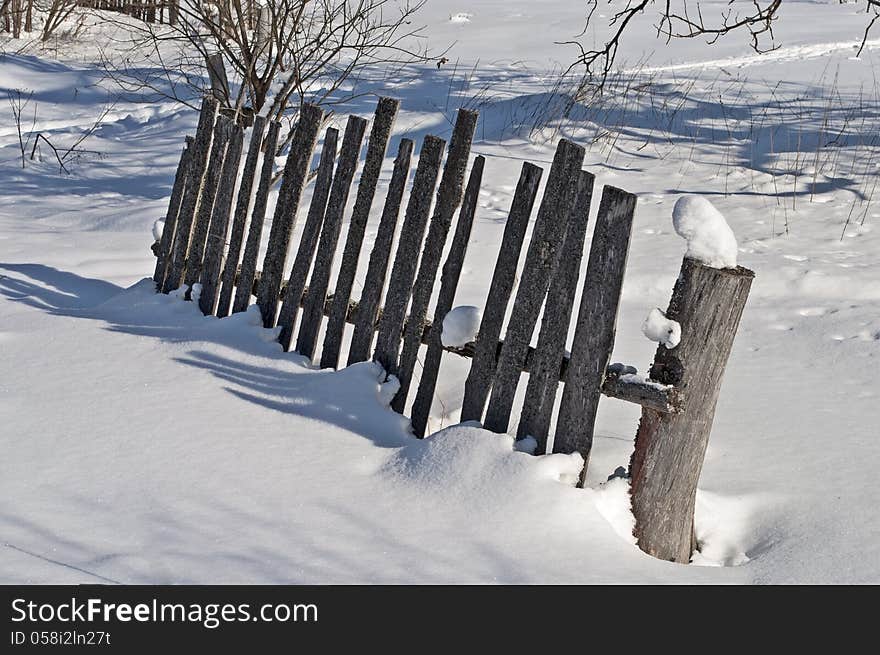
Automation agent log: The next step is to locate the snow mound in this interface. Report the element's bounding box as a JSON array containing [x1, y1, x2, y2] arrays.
[[441, 305, 482, 347], [641, 307, 681, 349], [672, 195, 738, 269]]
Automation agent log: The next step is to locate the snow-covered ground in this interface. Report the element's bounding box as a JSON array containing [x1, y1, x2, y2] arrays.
[[2, 1, 879, 583]]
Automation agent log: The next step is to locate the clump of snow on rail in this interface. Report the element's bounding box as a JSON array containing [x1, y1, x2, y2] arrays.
[[441, 305, 482, 347], [642, 307, 681, 348]]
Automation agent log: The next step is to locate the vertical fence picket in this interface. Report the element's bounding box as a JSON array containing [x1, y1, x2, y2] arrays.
[[294, 115, 368, 359], [183, 115, 234, 290], [163, 97, 219, 293], [459, 162, 542, 423], [347, 138, 414, 366], [410, 156, 485, 437], [256, 104, 323, 328], [153, 137, 193, 288], [517, 169, 595, 450], [233, 120, 281, 314], [372, 135, 445, 375], [216, 115, 267, 318], [320, 97, 399, 370], [198, 122, 246, 315], [553, 185, 637, 480], [276, 127, 339, 351], [482, 139, 585, 434], [390, 110, 478, 413]]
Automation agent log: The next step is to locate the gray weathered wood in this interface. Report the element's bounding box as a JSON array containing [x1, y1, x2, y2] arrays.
[[217, 115, 268, 318], [153, 138, 193, 288], [517, 169, 595, 450], [276, 127, 339, 351], [233, 120, 281, 314], [460, 162, 543, 423], [391, 109, 479, 413], [320, 97, 399, 370], [183, 115, 234, 290], [190, 223, 685, 417], [372, 136, 445, 374], [629, 259, 754, 563], [552, 185, 637, 479], [205, 52, 229, 106], [482, 139, 585, 433], [198, 122, 245, 315], [410, 156, 484, 437], [163, 96, 219, 293], [256, 103, 323, 328], [347, 138, 414, 366], [294, 115, 368, 359]]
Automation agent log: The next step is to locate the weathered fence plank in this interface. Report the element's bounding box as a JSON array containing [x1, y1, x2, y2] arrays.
[[198, 122, 246, 315], [459, 162, 543, 423], [153, 137, 193, 288], [183, 114, 234, 290], [347, 138, 414, 366], [410, 156, 485, 437], [482, 139, 585, 434], [391, 110, 479, 413], [320, 97, 399, 370], [217, 115, 268, 318], [294, 115, 368, 359], [233, 120, 281, 314], [552, 185, 637, 480], [372, 135, 445, 373], [276, 127, 339, 351], [256, 103, 323, 328], [163, 97, 219, 293], [629, 259, 754, 563], [517, 169, 595, 450]]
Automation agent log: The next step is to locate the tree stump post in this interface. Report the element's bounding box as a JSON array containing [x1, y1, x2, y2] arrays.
[[629, 258, 755, 563]]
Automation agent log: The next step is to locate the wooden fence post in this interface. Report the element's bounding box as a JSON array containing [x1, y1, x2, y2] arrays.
[[410, 155, 485, 437], [276, 127, 339, 351], [199, 122, 246, 315], [205, 52, 229, 106], [153, 137, 193, 288], [459, 162, 542, 422], [233, 120, 281, 314], [217, 115, 268, 318], [553, 185, 637, 481], [256, 104, 323, 328], [629, 259, 754, 564], [517, 169, 595, 449], [321, 97, 399, 369], [390, 109, 478, 413], [372, 135, 445, 373], [294, 115, 368, 359], [347, 138, 414, 366], [183, 115, 234, 290], [163, 97, 218, 293], [482, 139, 585, 434]]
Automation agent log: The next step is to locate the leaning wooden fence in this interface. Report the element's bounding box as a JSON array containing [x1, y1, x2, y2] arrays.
[[150, 96, 754, 564]]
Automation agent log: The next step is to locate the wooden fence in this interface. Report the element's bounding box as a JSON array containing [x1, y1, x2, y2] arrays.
[[150, 95, 754, 564]]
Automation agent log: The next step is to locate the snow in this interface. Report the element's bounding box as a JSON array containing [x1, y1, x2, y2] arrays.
[[641, 307, 681, 349], [151, 219, 164, 242], [672, 195, 739, 269], [440, 305, 482, 348], [2, 1, 880, 584]]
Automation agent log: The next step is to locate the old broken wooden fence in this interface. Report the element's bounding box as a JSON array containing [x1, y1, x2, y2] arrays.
[[150, 96, 754, 564]]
